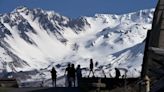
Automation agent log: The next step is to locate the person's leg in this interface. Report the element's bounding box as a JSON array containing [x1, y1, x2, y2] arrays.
[[71, 77, 73, 87], [77, 78, 79, 87], [77, 78, 81, 87], [88, 71, 91, 77], [66, 76, 68, 87], [68, 77, 72, 87], [55, 79, 56, 87], [73, 78, 75, 87], [92, 71, 95, 77], [52, 80, 54, 87]]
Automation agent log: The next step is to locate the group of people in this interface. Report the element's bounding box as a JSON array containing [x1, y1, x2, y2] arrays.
[[50, 58, 121, 87], [64, 63, 82, 87], [50, 63, 82, 87]]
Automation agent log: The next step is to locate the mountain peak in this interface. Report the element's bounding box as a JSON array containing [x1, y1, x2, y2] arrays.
[[14, 6, 29, 13], [0, 7, 154, 83]]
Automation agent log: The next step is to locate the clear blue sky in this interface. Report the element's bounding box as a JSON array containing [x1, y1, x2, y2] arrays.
[[0, 0, 158, 18]]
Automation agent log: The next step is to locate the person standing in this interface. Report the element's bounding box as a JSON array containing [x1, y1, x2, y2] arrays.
[[70, 64, 76, 87], [76, 65, 82, 86], [51, 67, 57, 87], [88, 58, 95, 77], [115, 68, 121, 79], [65, 63, 71, 87]]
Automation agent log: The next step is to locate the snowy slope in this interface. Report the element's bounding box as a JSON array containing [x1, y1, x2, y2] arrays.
[[0, 6, 154, 86]]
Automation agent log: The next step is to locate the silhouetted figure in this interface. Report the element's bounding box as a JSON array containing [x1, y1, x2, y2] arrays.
[[115, 68, 121, 79], [95, 62, 98, 67], [76, 65, 82, 86], [51, 67, 57, 87], [70, 64, 76, 87], [88, 58, 95, 77], [102, 69, 106, 78], [65, 63, 71, 87]]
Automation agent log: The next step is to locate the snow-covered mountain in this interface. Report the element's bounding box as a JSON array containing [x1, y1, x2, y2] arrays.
[[0, 6, 154, 86]]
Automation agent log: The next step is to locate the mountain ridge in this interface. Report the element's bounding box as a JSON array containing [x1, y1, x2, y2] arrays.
[[0, 7, 154, 82]]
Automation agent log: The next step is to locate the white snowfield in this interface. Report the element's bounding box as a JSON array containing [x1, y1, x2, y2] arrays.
[[0, 7, 154, 86]]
